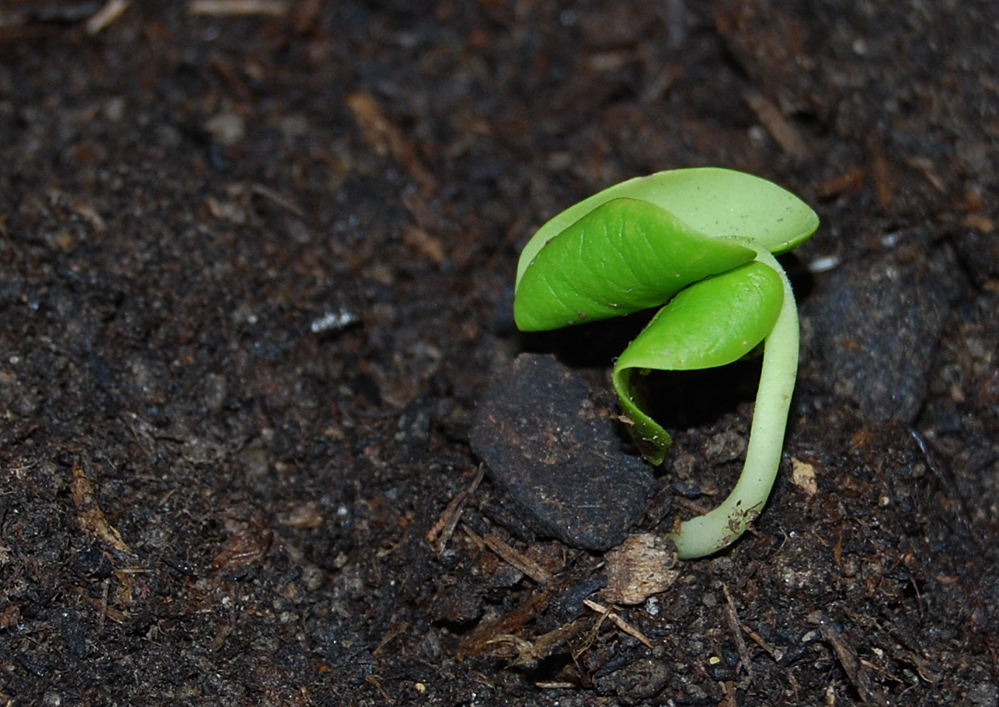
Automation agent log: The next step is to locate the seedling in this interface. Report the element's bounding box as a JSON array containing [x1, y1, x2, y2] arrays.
[[514, 168, 818, 558]]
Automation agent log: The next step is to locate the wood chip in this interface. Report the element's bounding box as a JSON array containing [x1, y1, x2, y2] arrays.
[[211, 527, 272, 573], [961, 213, 995, 234], [816, 168, 866, 199], [866, 137, 896, 209], [745, 90, 809, 160], [536, 681, 577, 689], [722, 585, 754, 680], [71, 198, 107, 234], [739, 619, 784, 663], [403, 224, 447, 264], [457, 591, 549, 657], [426, 466, 483, 553], [291, 0, 322, 33], [482, 532, 552, 586], [279, 501, 324, 529], [485, 619, 590, 666], [791, 457, 818, 496], [250, 183, 306, 218], [71, 458, 133, 555], [819, 615, 888, 707], [86, 0, 129, 34], [98, 577, 110, 633], [189, 0, 288, 16], [364, 674, 393, 703], [346, 91, 436, 191], [583, 599, 654, 649], [602, 533, 679, 605], [532, 620, 590, 660]]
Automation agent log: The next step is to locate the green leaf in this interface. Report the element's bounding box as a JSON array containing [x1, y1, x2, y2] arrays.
[[508, 168, 819, 557], [612, 260, 785, 464], [514, 198, 756, 332], [516, 167, 818, 289]]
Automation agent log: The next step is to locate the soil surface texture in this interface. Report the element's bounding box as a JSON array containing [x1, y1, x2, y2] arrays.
[[2, 2, 999, 705]]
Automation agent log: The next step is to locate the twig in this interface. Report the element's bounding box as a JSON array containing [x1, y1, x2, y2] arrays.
[[722, 585, 754, 681], [86, 0, 129, 35], [426, 466, 483, 553], [251, 183, 306, 218], [71, 457, 134, 555], [583, 599, 653, 649], [189, 0, 288, 16], [98, 578, 110, 634], [482, 533, 551, 586], [738, 620, 784, 663], [818, 615, 888, 707], [744, 91, 809, 160], [365, 674, 392, 703]]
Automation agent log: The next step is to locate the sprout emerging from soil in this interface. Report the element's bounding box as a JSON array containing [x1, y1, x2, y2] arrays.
[[514, 168, 819, 559]]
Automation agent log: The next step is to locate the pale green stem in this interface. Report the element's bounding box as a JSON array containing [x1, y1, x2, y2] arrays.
[[667, 246, 798, 559]]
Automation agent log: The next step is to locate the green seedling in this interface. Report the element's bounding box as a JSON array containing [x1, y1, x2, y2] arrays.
[[514, 167, 818, 559]]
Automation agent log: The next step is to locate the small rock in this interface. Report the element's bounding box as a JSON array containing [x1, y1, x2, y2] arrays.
[[205, 112, 245, 146], [967, 681, 998, 707], [594, 658, 670, 705], [470, 354, 653, 551], [803, 237, 959, 424]]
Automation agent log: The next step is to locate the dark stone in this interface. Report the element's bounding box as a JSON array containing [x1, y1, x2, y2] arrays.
[[470, 353, 653, 551], [803, 237, 960, 425], [954, 227, 999, 287], [594, 658, 670, 704]]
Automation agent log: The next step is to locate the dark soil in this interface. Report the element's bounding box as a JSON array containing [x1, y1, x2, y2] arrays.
[[2, 1, 999, 705]]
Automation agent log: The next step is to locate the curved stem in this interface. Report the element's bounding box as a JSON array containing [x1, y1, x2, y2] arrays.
[[667, 247, 799, 559]]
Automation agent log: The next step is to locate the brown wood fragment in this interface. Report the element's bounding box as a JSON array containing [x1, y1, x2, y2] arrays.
[[211, 527, 272, 573], [738, 620, 783, 663], [816, 168, 867, 199], [86, 0, 129, 34], [365, 674, 393, 703], [71, 458, 133, 555], [250, 183, 306, 218], [819, 616, 888, 707], [426, 466, 483, 553], [403, 225, 446, 265], [210, 621, 233, 651], [458, 591, 550, 657], [98, 578, 110, 633], [791, 457, 818, 496], [866, 138, 896, 209], [189, 0, 288, 15], [485, 619, 590, 666], [482, 532, 552, 586], [279, 501, 324, 529], [401, 188, 449, 263], [531, 620, 590, 660], [720, 680, 738, 707], [722, 585, 754, 681], [291, 0, 321, 33], [346, 91, 436, 191], [70, 198, 107, 234], [745, 91, 809, 160], [372, 619, 410, 658], [904, 155, 946, 192], [112, 567, 148, 608], [602, 533, 679, 605], [961, 213, 995, 233], [583, 599, 654, 649]]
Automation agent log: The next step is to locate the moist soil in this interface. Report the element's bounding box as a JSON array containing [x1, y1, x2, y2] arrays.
[[2, 2, 999, 705]]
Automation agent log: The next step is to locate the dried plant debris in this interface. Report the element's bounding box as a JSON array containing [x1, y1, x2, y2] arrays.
[[600, 533, 679, 605]]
